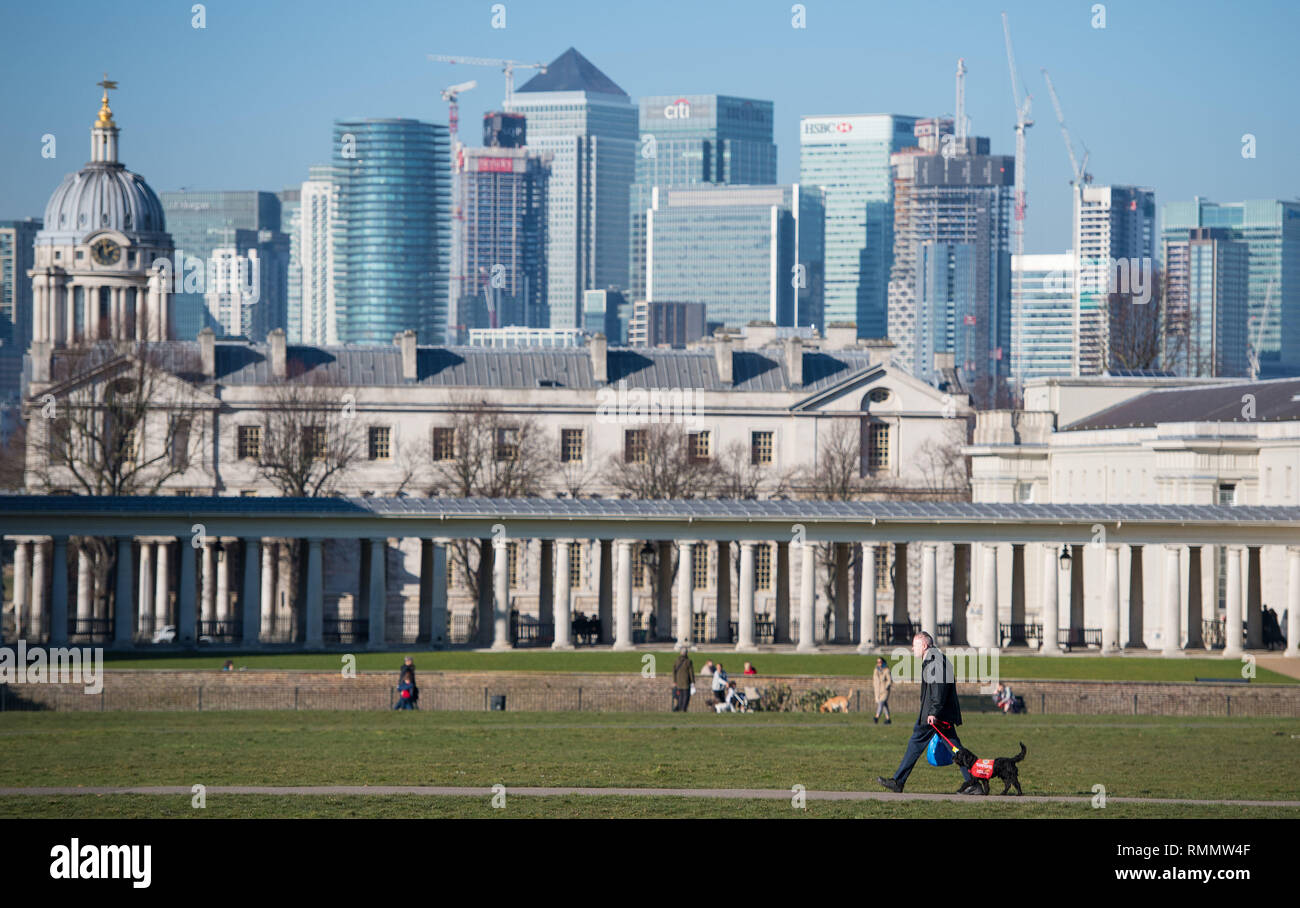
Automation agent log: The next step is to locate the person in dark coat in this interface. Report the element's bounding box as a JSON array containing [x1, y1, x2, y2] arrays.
[[877, 632, 975, 794], [672, 647, 695, 712]]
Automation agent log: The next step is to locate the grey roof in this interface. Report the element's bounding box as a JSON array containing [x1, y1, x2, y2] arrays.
[[40, 162, 168, 247], [517, 48, 626, 96], [3, 495, 1298, 526], [48, 340, 889, 396], [1064, 377, 1300, 431]]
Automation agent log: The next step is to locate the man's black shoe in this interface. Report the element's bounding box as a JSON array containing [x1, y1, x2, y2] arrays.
[[877, 777, 903, 793]]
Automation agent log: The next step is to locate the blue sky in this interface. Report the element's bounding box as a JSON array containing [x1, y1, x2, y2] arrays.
[[1, 0, 1296, 252]]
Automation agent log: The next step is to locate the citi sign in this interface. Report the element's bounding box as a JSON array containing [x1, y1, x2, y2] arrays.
[[803, 120, 854, 135], [663, 98, 691, 119]]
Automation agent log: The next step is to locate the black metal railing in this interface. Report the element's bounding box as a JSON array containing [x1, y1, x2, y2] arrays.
[[383, 616, 422, 646], [1200, 618, 1247, 650], [1000, 622, 1043, 647], [1058, 627, 1101, 650], [570, 615, 602, 645], [876, 617, 919, 645], [726, 619, 776, 644], [323, 618, 368, 645], [511, 614, 554, 647], [68, 618, 112, 643], [197, 620, 241, 643], [450, 613, 476, 645]]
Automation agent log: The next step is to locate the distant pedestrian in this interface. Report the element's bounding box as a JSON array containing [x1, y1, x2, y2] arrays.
[[872, 656, 892, 724], [399, 657, 419, 708], [672, 647, 695, 712], [700, 660, 715, 676], [712, 662, 729, 703], [394, 670, 416, 710], [743, 661, 757, 676]]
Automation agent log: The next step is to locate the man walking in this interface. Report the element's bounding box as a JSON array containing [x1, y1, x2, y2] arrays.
[[672, 646, 695, 712], [877, 632, 974, 794]]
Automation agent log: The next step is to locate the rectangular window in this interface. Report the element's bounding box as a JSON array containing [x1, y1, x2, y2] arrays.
[[867, 422, 890, 472], [1217, 484, 1237, 506], [692, 546, 708, 590], [49, 417, 69, 465], [1016, 482, 1033, 503], [568, 542, 582, 588], [368, 426, 391, 461], [495, 427, 519, 462], [751, 430, 774, 465], [560, 428, 584, 463], [432, 427, 455, 461], [756, 543, 772, 591], [171, 418, 191, 470], [303, 426, 326, 461], [238, 425, 262, 461], [624, 428, 647, 464], [507, 541, 520, 589], [875, 545, 891, 590], [688, 430, 711, 463]]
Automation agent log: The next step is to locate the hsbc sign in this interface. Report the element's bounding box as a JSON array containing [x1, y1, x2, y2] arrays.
[[803, 120, 852, 135], [801, 116, 885, 143]]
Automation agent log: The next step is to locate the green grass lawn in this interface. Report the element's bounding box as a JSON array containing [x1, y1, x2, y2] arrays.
[[95, 649, 1298, 684], [1, 711, 1297, 819]]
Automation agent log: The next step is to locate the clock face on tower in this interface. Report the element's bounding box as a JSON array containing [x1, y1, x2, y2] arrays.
[[90, 237, 121, 266]]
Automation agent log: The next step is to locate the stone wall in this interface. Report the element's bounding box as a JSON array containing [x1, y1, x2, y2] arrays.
[[2, 670, 1298, 717]]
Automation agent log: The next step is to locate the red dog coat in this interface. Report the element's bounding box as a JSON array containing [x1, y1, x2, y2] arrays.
[[970, 757, 995, 779]]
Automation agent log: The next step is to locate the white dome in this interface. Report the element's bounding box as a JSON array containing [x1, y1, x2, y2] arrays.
[[40, 161, 167, 247]]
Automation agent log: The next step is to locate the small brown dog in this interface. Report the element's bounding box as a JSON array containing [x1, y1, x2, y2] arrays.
[[819, 695, 850, 713]]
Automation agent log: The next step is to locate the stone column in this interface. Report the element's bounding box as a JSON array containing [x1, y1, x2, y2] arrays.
[[774, 540, 790, 644], [613, 539, 634, 651], [430, 539, 448, 647], [951, 543, 970, 646], [492, 537, 511, 650], [1286, 546, 1300, 658], [656, 540, 673, 640], [41, 540, 59, 645], [215, 541, 230, 624], [13, 540, 30, 639], [675, 541, 693, 649], [921, 542, 938, 640], [981, 543, 999, 649], [201, 540, 216, 626], [178, 539, 197, 646], [597, 539, 613, 644], [76, 545, 94, 633], [367, 538, 387, 649], [737, 541, 756, 652], [1186, 546, 1203, 649], [798, 540, 816, 652], [833, 542, 850, 642], [553, 539, 574, 650], [113, 536, 134, 648], [1010, 544, 1026, 639], [538, 539, 555, 633], [1163, 545, 1182, 656], [260, 541, 275, 641], [155, 540, 171, 631], [1224, 546, 1244, 659], [1246, 547, 1263, 649], [1126, 545, 1145, 648], [137, 542, 154, 637], [418, 539, 434, 644], [304, 539, 324, 647], [241, 538, 261, 646], [716, 540, 731, 643], [858, 542, 877, 652], [1041, 545, 1060, 654], [1102, 545, 1121, 655]]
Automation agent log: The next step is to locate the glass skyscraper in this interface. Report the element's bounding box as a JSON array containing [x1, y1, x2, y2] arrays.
[[1161, 198, 1300, 376], [1011, 252, 1076, 383], [629, 94, 777, 299], [646, 183, 823, 330], [332, 119, 450, 344], [508, 49, 637, 330], [279, 187, 302, 341], [1162, 228, 1249, 378], [160, 190, 281, 340], [0, 218, 41, 350], [799, 114, 917, 337]]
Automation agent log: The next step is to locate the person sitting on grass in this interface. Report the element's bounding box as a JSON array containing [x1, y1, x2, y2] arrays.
[[743, 661, 757, 676]]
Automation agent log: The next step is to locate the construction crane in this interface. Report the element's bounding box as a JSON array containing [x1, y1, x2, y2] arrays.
[[427, 54, 547, 107], [1002, 11, 1034, 257], [1248, 277, 1275, 380], [1041, 68, 1091, 187], [440, 80, 477, 143], [953, 58, 969, 154]]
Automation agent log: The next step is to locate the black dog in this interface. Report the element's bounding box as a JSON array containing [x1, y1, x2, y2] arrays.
[[952, 742, 1026, 796]]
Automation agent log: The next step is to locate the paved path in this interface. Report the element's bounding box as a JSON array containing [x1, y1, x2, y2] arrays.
[[1257, 655, 1300, 680], [1, 785, 1296, 807]]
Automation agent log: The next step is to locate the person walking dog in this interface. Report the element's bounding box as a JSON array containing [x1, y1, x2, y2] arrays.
[[872, 656, 892, 724], [672, 646, 695, 712], [877, 632, 974, 794]]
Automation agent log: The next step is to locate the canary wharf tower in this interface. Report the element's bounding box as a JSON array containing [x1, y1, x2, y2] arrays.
[[30, 78, 174, 348]]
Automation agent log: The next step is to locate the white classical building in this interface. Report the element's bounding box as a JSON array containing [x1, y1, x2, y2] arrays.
[[966, 375, 1300, 651], [19, 323, 972, 647]]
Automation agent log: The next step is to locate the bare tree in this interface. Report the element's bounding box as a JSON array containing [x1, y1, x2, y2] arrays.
[[601, 422, 720, 500], [712, 440, 791, 500], [255, 379, 365, 498], [913, 419, 972, 501], [1106, 267, 1164, 373], [794, 417, 866, 502]]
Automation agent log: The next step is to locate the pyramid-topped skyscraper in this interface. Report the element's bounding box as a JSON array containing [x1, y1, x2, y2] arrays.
[[509, 49, 636, 330]]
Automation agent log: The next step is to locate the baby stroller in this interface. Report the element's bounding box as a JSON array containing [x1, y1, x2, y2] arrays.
[[715, 684, 749, 713]]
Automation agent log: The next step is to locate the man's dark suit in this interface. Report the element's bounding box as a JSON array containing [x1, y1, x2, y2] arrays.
[[890, 646, 973, 789]]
